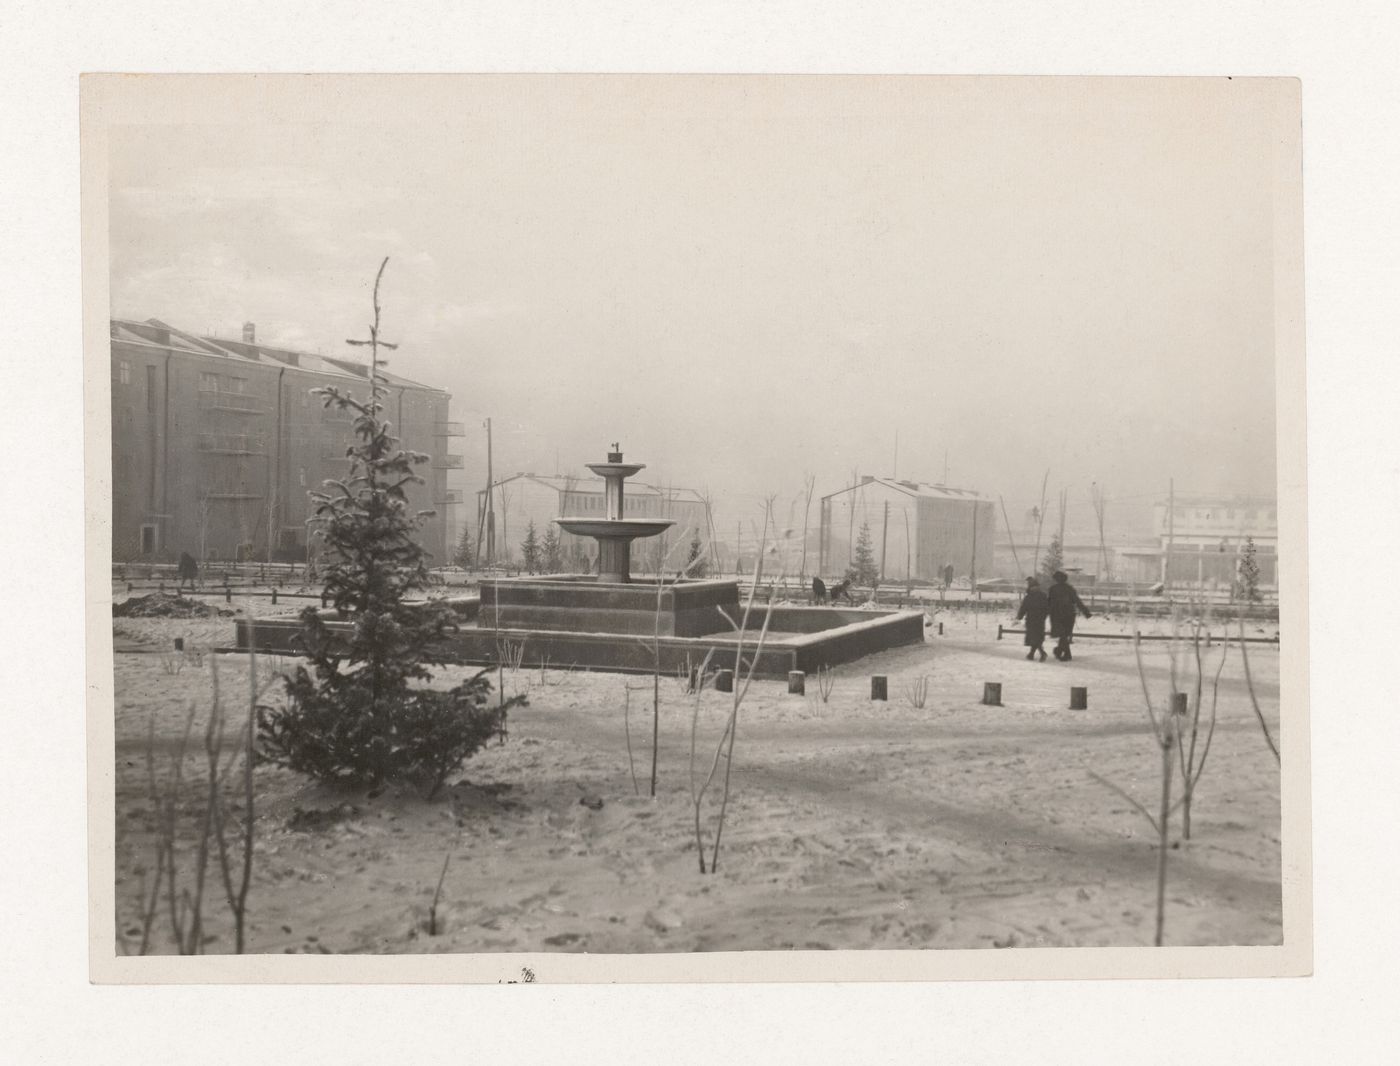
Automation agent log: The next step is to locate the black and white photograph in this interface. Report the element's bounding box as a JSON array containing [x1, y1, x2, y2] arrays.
[[84, 73, 1306, 980]]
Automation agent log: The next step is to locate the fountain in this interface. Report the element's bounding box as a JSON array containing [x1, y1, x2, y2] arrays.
[[235, 442, 927, 677], [554, 444, 673, 583]]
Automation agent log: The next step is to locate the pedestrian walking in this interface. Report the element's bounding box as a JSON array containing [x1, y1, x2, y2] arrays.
[[1016, 576, 1050, 662], [1047, 570, 1092, 661]]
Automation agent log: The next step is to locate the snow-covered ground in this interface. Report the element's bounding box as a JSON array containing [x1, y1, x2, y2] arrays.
[[110, 597, 1283, 955]]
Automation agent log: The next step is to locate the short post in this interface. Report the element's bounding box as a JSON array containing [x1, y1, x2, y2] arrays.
[[1069, 686, 1088, 710], [173, 637, 184, 651], [1171, 692, 1189, 716], [981, 681, 1002, 706], [321, 590, 330, 608], [938, 621, 944, 636], [871, 675, 887, 701], [225, 585, 232, 604], [271, 588, 278, 605], [127, 582, 133, 593], [996, 624, 1003, 640], [158, 580, 165, 594], [715, 669, 734, 693], [788, 670, 805, 696]]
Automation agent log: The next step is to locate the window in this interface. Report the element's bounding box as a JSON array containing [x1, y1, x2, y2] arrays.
[[146, 365, 157, 413], [228, 377, 247, 394], [139, 524, 158, 555], [198, 371, 220, 392], [118, 361, 130, 385]]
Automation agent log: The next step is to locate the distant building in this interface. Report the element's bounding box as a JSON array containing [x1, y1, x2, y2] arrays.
[[818, 477, 995, 584], [474, 473, 712, 572], [1149, 492, 1278, 587], [110, 318, 460, 564], [1106, 493, 1278, 587]]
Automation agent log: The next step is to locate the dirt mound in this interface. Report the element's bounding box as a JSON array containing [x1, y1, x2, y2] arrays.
[[112, 592, 222, 619]]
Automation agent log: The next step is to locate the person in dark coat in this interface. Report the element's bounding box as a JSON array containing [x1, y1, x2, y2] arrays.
[[176, 551, 199, 593], [1016, 576, 1050, 661], [1047, 570, 1091, 661]]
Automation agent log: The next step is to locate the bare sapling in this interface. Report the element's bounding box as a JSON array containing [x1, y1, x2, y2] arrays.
[[904, 674, 930, 710], [1238, 615, 1281, 763], [816, 663, 836, 703], [428, 851, 451, 936], [1165, 595, 1229, 840], [633, 538, 712, 798], [998, 495, 1024, 579], [689, 499, 785, 874], [1085, 588, 1185, 945], [798, 472, 817, 585], [622, 680, 645, 796], [135, 646, 268, 954]]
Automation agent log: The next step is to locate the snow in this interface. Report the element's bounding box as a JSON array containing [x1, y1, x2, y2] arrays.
[[110, 600, 1282, 955]]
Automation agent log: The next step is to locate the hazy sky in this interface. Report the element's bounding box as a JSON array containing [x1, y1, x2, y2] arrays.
[[109, 76, 1286, 537]]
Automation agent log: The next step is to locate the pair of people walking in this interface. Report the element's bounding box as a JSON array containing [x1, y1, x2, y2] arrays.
[[1016, 570, 1091, 662]]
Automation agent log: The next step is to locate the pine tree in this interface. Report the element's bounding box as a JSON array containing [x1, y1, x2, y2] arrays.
[[686, 531, 708, 578], [257, 259, 524, 796], [1239, 535, 1261, 603], [1040, 534, 1064, 580], [541, 524, 562, 574], [520, 520, 541, 574], [452, 522, 474, 569], [852, 520, 879, 587]]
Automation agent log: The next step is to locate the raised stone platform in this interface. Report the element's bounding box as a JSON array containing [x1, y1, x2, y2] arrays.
[[233, 590, 925, 680], [478, 575, 740, 637]]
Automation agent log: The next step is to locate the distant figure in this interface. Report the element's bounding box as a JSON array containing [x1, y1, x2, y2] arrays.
[[943, 563, 955, 590], [1047, 570, 1092, 661], [176, 551, 199, 593], [811, 576, 828, 605], [829, 578, 853, 604], [1016, 576, 1050, 662]]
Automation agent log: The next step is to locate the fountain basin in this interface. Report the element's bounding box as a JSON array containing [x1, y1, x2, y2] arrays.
[[554, 518, 675, 540]]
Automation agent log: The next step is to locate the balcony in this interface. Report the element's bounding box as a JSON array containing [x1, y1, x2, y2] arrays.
[[198, 433, 266, 456], [432, 454, 464, 470], [434, 421, 465, 437], [198, 392, 264, 414]]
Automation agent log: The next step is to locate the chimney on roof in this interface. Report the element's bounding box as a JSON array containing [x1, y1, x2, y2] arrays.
[[242, 322, 256, 344]]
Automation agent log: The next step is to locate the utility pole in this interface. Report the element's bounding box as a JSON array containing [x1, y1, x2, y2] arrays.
[[1165, 477, 1175, 592], [879, 500, 890, 582], [483, 417, 495, 565], [736, 521, 742, 577], [969, 499, 979, 594], [892, 430, 899, 480]]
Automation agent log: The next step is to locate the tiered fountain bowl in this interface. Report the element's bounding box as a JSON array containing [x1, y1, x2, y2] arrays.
[[553, 450, 673, 584]]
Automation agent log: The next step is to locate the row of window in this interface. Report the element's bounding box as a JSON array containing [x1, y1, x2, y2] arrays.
[[1170, 508, 1277, 523]]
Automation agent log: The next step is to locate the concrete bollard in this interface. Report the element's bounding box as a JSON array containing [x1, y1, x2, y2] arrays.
[[996, 624, 1003, 640], [1070, 686, 1088, 710], [173, 637, 184, 651], [225, 586, 232, 604], [271, 588, 278, 605], [715, 669, 734, 693], [938, 621, 944, 636], [788, 670, 805, 695], [1171, 692, 1189, 716], [871, 675, 887, 701], [982, 681, 1002, 706]]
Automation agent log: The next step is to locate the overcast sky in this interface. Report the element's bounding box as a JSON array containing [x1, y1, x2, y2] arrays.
[[108, 76, 1286, 538]]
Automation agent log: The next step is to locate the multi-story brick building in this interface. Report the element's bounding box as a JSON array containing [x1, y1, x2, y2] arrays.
[[110, 318, 460, 564]]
